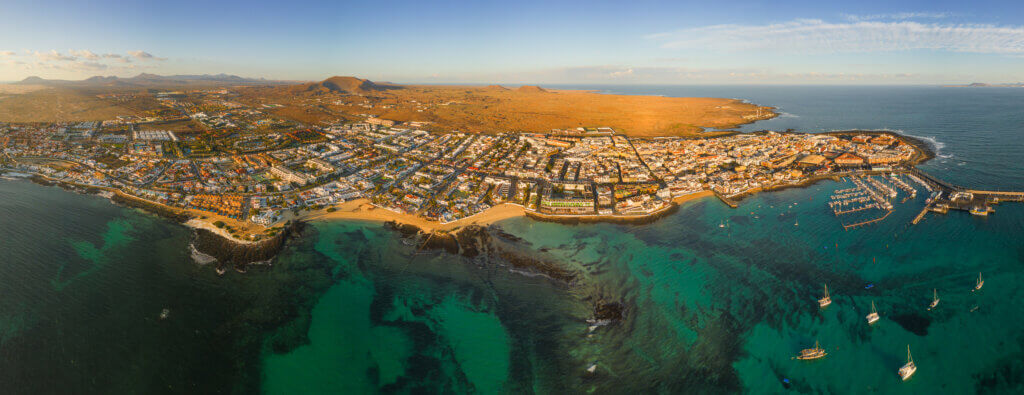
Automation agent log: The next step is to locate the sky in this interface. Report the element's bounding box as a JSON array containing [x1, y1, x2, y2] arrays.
[[2, 0, 1024, 84]]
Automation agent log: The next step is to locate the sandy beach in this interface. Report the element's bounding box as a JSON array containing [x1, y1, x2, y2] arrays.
[[305, 199, 526, 232], [671, 190, 715, 205]]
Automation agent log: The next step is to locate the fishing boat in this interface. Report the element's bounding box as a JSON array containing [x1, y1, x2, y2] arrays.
[[797, 340, 827, 360], [928, 289, 940, 310], [898, 345, 917, 381], [974, 272, 984, 291], [866, 301, 879, 325], [818, 284, 832, 308]]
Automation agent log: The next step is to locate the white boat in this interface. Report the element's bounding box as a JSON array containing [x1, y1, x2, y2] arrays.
[[899, 345, 917, 381], [866, 301, 879, 325], [974, 272, 984, 291], [818, 284, 832, 308], [796, 340, 827, 360], [928, 289, 939, 310]]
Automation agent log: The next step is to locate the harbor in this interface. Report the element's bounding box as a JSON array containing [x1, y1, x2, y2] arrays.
[[820, 168, 1024, 229]]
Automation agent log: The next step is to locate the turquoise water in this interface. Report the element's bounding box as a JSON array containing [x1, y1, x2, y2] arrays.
[[2, 86, 1023, 393]]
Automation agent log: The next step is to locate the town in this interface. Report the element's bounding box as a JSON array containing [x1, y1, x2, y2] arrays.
[[0, 89, 924, 240]]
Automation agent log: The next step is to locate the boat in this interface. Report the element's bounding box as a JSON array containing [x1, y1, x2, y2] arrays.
[[818, 284, 832, 308], [974, 272, 984, 291], [864, 283, 874, 290], [719, 220, 725, 228], [898, 345, 917, 381], [928, 289, 940, 310], [797, 340, 827, 360], [794, 219, 799, 227], [159, 308, 170, 320], [866, 301, 880, 325]]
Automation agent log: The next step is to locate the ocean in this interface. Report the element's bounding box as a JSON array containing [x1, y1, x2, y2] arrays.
[[1, 86, 1023, 393]]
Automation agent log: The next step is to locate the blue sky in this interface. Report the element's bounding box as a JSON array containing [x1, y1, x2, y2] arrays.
[[2, 0, 1024, 84]]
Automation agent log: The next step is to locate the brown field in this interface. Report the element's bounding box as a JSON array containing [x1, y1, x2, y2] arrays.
[[1, 77, 776, 137], [0, 84, 47, 95], [0, 87, 140, 122], [239, 79, 775, 136]]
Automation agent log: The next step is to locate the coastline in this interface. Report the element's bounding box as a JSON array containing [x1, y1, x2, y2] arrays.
[[4, 128, 939, 271]]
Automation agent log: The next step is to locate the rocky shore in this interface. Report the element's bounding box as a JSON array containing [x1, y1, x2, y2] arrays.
[[191, 220, 306, 272], [384, 220, 629, 325]]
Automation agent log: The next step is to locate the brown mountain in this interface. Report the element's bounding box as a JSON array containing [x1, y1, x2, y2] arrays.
[[295, 76, 396, 95], [516, 85, 549, 93]]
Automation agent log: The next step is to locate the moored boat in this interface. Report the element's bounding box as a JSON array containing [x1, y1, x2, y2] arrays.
[[899, 345, 917, 381], [974, 272, 984, 291], [818, 284, 832, 308], [797, 340, 827, 360], [866, 301, 879, 325], [928, 289, 939, 310]]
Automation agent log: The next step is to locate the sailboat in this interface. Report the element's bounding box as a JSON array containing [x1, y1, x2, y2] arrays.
[[899, 345, 917, 381], [866, 301, 880, 325], [797, 340, 827, 360], [818, 284, 832, 308], [974, 272, 984, 292], [928, 289, 940, 310]]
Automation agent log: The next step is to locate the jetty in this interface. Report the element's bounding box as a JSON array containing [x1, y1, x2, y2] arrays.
[[908, 168, 1024, 224], [712, 189, 739, 208]]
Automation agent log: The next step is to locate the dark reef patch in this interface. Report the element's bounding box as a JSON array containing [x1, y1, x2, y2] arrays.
[[889, 312, 931, 336]]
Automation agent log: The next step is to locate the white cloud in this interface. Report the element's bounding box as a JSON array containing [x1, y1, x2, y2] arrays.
[[68, 61, 109, 71], [70, 49, 100, 60], [34, 50, 76, 61], [608, 68, 634, 78], [0, 51, 15, 57], [127, 50, 166, 61], [648, 19, 1024, 55], [842, 12, 954, 22]]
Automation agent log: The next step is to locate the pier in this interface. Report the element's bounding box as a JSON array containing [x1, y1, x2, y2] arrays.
[[843, 209, 893, 230], [713, 189, 739, 208], [904, 169, 1024, 223]]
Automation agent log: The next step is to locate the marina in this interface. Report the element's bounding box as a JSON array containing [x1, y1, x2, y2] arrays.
[[823, 169, 1024, 229]]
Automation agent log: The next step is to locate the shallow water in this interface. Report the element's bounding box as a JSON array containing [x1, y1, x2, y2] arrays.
[[2, 85, 1023, 393]]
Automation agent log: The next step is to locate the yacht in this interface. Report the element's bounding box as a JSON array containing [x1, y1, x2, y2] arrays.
[[928, 289, 940, 310], [898, 345, 917, 381], [866, 301, 879, 325], [974, 272, 984, 292], [797, 340, 827, 360], [818, 284, 832, 308]]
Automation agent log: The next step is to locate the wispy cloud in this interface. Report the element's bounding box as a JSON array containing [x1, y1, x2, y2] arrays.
[[842, 12, 955, 22], [127, 50, 166, 61], [647, 19, 1024, 55], [0, 51, 15, 57], [70, 49, 100, 60], [33, 50, 76, 61]]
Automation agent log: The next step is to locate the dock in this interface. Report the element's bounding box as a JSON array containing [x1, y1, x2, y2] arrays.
[[713, 189, 739, 208]]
